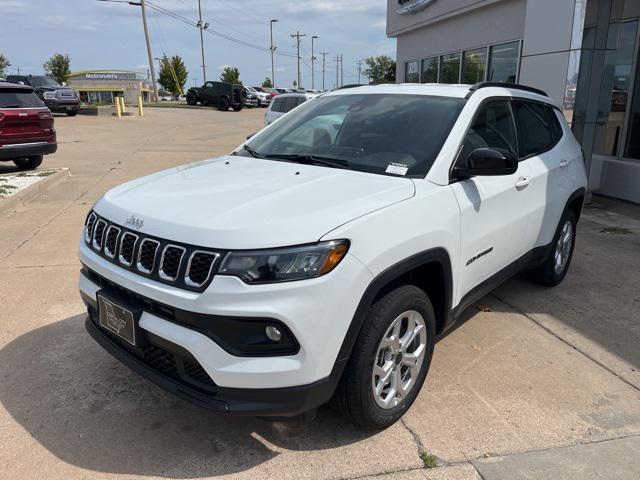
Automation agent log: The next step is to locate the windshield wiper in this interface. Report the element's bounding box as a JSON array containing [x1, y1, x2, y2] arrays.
[[1, 104, 21, 108], [263, 154, 350, 170], [242, 144, 264, 158]]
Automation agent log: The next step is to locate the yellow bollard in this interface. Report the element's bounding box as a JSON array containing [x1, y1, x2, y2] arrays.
[[115, 97, 122, 117], [119, 97, 126, 113], [138, 96, 144, 117]]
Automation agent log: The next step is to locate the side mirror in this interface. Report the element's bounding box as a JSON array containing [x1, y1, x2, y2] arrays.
[[457, 148, 518, 177], [246, 132, 257, 140]]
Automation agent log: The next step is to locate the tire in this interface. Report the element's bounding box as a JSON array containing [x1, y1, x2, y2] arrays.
[[186, 92, 198, 106], [67, 110, 78, 117], [218, 97, 230, 111], [13, 155, 43, 171], [528, 209, 577, 286], [332, 285, 436, 430], [232, 105, 243, 112]]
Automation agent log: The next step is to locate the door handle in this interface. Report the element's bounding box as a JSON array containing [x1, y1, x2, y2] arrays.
[[515, 176, 531, 190], [560, 158, 571, 168]]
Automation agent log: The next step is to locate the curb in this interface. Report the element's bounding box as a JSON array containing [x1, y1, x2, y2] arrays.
[[0, 168, 71, 217]]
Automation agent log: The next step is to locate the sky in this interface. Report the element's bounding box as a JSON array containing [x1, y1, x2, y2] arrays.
[[0, 0, 395, 89]]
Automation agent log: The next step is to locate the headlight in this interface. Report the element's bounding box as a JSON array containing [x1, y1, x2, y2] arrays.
[[219, 240, 349, 284], [43, 92, 56, 99]]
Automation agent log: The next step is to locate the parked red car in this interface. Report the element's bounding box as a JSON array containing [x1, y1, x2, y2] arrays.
[[0, 81, 57, 170]]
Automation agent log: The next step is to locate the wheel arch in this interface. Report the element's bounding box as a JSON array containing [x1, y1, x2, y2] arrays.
[[336, 248, 453, 365], [566, 187, 586, 222]]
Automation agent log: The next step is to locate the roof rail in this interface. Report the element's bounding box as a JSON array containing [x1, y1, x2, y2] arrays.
[[332, 83, 367, 91], [465, 81, 548, 99]]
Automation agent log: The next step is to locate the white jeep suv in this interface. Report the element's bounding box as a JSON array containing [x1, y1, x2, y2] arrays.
[[79, 82, 587, 429]]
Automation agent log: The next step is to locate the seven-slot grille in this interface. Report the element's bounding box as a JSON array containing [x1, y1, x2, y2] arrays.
[[84, 211, 222, 292]]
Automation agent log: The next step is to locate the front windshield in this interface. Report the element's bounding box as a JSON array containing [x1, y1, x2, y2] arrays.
[[29, 76, 60, 87], [239, 93, 465, 178]]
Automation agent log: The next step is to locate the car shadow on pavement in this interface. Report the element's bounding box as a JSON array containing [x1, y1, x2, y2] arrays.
[[0, 314, 374, 478], [0, 164, 22, 174]]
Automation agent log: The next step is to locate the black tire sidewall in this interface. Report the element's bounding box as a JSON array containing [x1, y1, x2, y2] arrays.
[[13, 155, 43, 170], [349, 285, 436, 429], [218, 97, 230, 111]]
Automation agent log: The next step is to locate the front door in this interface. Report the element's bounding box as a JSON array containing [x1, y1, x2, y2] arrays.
[[450, 100, 533, 303]]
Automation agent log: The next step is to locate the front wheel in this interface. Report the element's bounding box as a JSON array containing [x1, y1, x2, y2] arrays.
[[528, 210, 577, 286], [67, 110, 78, 117], [332, 285, 436, 430], [13, 155, 43, 170], [232, 105, 243, 112]]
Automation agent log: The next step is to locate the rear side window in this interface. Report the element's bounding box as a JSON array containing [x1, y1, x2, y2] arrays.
[[547, 106, 564, 144], [0, 89, 46, 108], [512, 101, 556, 158], [459, 100, 518, 161], [271, 98, 284, 112], [282, 97, 299, 113]]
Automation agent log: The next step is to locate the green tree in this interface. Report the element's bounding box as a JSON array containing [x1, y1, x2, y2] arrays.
[[43, 53, 71, 84], [158, 54, 188, 97], [261, 77, 273, 88], [363, 55, 396, 84], [0, 54, 11, 78], [220, 66, 242, 85], [292, 79, 297, 88]]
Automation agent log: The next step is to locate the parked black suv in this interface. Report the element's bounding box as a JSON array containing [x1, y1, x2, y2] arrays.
[[6, 75, 80, 116], [186, 81, 246, 111]]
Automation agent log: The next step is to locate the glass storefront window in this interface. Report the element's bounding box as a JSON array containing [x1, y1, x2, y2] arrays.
[[593, 20, 638, 156], [421, 57, 438, 83], [488, 41, 520, 83], [440, 53, 461, 84], [462, 48, 487, 84], [405, 61, 420, 83]]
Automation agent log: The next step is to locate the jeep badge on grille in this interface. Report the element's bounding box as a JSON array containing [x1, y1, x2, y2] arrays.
[[125, 215, 144, 230]]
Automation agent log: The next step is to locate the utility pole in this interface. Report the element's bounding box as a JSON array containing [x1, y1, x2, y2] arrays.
[[270, 19, 278, 88], [335, 55, 339, 88], [340, 54, 344, 87], [320, 52, 328, 91], [196, 0, 209, 83], [291, 31, 306, 88], [140, 0, 158, 102], [311, 35, 318, 90], [357, 60, 363, 84]]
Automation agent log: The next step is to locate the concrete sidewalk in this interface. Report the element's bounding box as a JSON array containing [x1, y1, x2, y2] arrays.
[[1, 109, 639, 480]]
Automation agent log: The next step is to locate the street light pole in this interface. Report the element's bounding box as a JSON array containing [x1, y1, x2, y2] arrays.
[[139, 0, 158, 102], [311, 35, 318, 90], [270, 19, 278, 88], [197, 0, 208, 83], [320, 52, 328, 91], [291, 31, 306, 89]]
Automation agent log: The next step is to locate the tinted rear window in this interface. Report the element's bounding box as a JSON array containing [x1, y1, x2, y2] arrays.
[[282, 97, 300, 113], [0, 90, 46, 108], [271, 98, 284, 112], [513, 101, 556, 157]]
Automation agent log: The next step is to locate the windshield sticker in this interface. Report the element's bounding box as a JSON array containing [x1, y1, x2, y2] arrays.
[[386, 163, 409, 176]]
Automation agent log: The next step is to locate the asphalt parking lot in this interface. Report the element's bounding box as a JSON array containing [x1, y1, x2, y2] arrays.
[[1, 108, 640, 480]]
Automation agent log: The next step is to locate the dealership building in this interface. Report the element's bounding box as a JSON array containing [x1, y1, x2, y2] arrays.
[[388, 0, 640, 203], [67, 70, 153, 105]]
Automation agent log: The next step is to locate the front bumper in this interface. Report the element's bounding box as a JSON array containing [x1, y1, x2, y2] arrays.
[[83, 293, 344, 416], [78, 240, 373, 414], [0, 141, 57, 161], [44, 99, 80, 112]]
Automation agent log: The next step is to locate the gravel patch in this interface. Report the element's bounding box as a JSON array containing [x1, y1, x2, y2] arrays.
[[0, 170, 57, 200]]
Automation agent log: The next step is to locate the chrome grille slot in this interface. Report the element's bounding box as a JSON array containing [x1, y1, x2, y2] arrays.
[[92, 219, 107, 251], [118, 232, 138, 266], [159, 245, 186, 281], [185, 251, 220, 288], [85, 212, 97, 243], [137, 239, 160, 274], [103, 226, 121, 259]]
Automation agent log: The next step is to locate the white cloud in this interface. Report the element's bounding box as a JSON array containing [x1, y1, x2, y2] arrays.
[[282, 0, 384, 14], [373, 20, 386, 28]]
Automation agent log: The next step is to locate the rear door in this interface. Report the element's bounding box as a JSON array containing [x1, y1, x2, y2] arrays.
[[0, 89, 52, 146], [450, 99, 534, 301], [511, 101, 567, 249]]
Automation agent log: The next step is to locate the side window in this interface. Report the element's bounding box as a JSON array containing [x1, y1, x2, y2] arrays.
[[546, 106, 564, 144], [271, 98, 284, 112], [282, 97, 298, 113], [512, 101, 554, 157], [459, 100, 517, 162]]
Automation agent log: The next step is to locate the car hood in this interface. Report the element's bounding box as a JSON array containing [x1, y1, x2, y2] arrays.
[[95, 156, 415, 249]]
